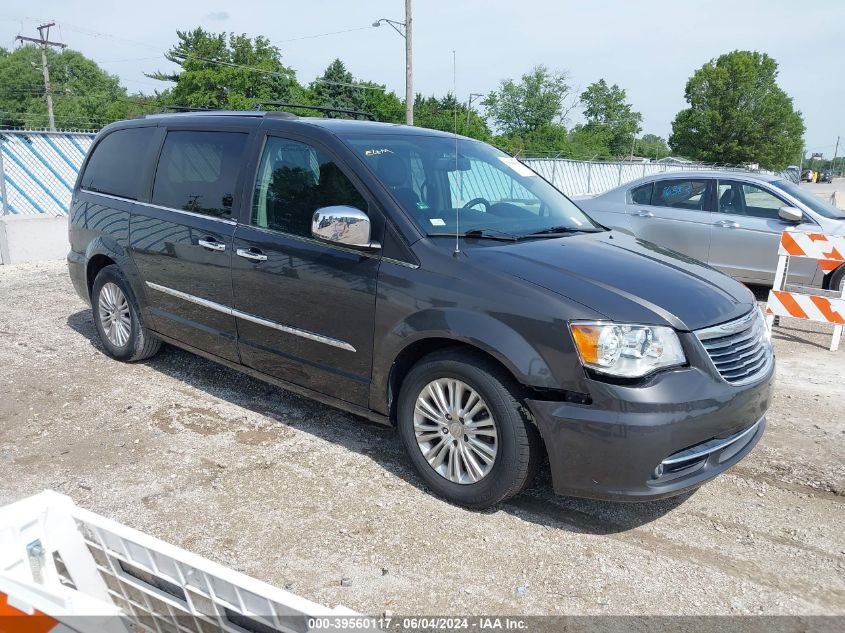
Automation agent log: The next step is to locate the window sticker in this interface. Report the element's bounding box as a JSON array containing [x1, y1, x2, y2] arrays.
[[430, 218, 446, 226], [364, 148, 393, 157], [497, 156, 535, 178]]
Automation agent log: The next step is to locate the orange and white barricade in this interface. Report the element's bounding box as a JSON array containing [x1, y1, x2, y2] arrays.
[[765, 230, 845, 351], [0, 491, 361, 633]]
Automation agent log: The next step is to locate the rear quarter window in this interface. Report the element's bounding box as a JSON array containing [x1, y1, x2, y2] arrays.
[[152, 130, 248, 219], [630, 183, 653, 205], [80, 127, 156, 200]]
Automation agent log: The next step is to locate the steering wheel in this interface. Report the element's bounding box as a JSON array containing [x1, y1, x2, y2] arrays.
[[463, 197, 491, 211]]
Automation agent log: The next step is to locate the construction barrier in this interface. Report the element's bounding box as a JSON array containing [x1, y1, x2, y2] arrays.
[[0, 491, 361, 633], [765, 230, 845, 351]]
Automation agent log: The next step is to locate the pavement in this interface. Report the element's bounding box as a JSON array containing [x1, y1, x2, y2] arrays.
[[0, 260, 843, 616]]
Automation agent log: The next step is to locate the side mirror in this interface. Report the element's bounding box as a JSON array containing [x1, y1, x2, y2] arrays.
[[778, 206, 803, 223], [311, 206, 380, 250]]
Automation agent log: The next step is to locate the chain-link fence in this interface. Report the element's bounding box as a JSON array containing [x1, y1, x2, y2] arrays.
[[0, 130, 95, 216], [521, 157, 796, 197], [0, 129, 797, 216]]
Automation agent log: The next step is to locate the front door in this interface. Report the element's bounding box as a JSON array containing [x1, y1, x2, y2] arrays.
[[709, 179, 817, 284], [130, 129, 250, 362], [626, 177, 713, 264], [231, 134, 381, 406]]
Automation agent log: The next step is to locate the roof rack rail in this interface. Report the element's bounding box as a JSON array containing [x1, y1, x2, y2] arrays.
[[159, 105, 218, 113], [252, 101, 376, 121]]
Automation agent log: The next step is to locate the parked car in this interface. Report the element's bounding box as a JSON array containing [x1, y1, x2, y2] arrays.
[[68, 110, 773, 509], [580, 171, 845, 291], [820, 170, 833, 184]]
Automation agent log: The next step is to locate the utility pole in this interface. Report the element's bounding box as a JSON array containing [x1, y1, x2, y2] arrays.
[[832, 136, 840, 176], [404, 0, 413, 126], [373, 3, 413, 126], [16, 23, 66, 132]]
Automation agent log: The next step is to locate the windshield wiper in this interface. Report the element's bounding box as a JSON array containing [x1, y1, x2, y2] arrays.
[[463, 228, 520, 241], [520, 226, 602, 238], [428, 228, 519, 241]]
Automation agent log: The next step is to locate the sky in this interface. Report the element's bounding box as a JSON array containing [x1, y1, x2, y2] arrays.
[[1, 0, 843, 158]]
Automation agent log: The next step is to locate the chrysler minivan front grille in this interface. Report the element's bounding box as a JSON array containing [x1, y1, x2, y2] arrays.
[[695, 309, 773, 385]]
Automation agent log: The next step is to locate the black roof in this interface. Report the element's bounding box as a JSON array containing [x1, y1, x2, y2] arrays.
[[139, 110, 469, 140]]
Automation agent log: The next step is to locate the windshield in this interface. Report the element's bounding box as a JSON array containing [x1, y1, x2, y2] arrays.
[[341, 134, 601, 237], [771, 179, 845, 220]]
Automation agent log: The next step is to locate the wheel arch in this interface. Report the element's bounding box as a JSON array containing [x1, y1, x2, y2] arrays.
[[374, 310, 568, 424], [84, 237, 151, 318]]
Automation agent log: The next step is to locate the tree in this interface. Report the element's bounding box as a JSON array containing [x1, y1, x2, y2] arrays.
[[635, 133, 671, 160], [669, 50, 804, 169], [579, 79, 642, 158], [149, 28, 301, 109], [360, 82, 404, 123], [483, 65, 575, 136], [308, 58, 366, 111], [414, 93, 490, 140], [0, 45, 145, 129]]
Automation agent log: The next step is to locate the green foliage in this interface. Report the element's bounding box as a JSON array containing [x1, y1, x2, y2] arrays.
[[304, 59, 404, 123], [482, 65, 572, 135], [578, 79, 642, 158], [635, 133, 671, 160], [0, 45, 145, 129], [669, 50, 804, 170], [493, 124, 574, 157], [149, 27, 299, 109], [414, 93, 491, 140], [360, 83, 404, 123], [307, 59, 366, 111]]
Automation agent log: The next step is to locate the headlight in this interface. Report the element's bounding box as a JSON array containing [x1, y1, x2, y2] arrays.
[[570, 322, 686, 378]]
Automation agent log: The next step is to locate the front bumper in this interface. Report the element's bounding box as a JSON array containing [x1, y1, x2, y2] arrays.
[[526, 359, 774, 501]]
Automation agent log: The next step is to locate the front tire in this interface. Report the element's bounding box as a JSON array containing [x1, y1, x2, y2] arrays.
[[397, 349, 541, 509], [92, 265, 161, 362]]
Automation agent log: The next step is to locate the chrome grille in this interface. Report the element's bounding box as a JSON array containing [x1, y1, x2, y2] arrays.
[[695, 309, 773, 385]]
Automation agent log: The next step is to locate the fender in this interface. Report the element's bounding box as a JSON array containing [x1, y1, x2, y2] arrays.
[[83, 235, 155, 327], [369, 307, 577, 416]]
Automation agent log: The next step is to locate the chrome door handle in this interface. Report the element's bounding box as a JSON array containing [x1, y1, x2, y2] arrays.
[[633, 210, 654, 218], [236, 248, 268, 262], [715, 219, 740, 228], [198, 238, 226, 251]]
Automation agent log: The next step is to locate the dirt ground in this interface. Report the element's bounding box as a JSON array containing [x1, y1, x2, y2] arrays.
[[0, 260, 843, 616]]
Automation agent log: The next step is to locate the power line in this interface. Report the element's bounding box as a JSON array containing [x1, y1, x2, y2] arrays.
[[273, 25, 376, 44]]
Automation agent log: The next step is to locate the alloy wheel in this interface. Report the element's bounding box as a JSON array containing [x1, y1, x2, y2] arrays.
[[413, 378, 498, 484], [98, 282, 131, 347]]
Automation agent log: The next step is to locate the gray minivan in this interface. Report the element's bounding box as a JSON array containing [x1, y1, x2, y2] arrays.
[[68, 110, 774, 509], [580, 171, 845, 290]]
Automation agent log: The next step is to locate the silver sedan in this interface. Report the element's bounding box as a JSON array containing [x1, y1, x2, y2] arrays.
[[578, 171, 845, 290]]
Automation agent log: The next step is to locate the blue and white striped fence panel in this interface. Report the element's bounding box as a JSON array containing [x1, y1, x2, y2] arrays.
[[0, 131, 95, 216]]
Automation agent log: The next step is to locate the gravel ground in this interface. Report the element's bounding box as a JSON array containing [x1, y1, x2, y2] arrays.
[[0, 260, 843, 616]]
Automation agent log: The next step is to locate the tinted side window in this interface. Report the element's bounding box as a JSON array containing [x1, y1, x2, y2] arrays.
[[630, 183, 653, 205], [252, 137, 367, 237], [652, 179, 708, 211], [81, 127, 156, 199], [152, 131, 247, 218]]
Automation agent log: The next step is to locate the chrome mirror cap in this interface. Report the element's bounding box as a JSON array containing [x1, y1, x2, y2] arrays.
[[778, 206, 803, 223], [311, 206, 380, 250]]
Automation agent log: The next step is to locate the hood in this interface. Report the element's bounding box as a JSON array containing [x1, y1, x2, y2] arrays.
[[469, 231, 755, 331]]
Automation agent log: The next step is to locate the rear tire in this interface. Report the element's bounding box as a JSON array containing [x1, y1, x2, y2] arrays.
[[829, 264, 845, 294], [397, 349, 541, 509], [92, 265, 161, 362]]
